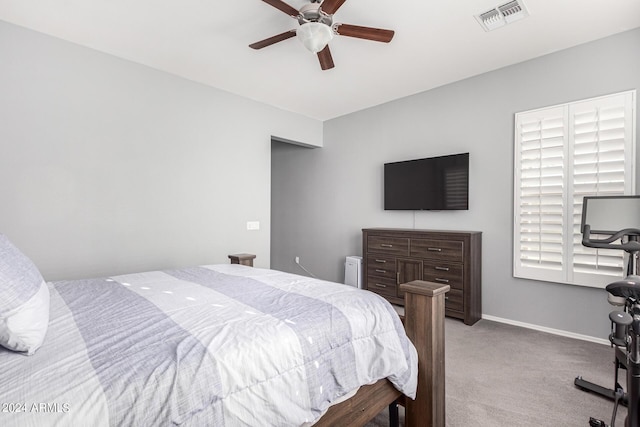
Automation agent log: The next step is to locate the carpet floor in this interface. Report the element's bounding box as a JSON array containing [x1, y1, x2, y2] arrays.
[[366, 318, 627, 426]]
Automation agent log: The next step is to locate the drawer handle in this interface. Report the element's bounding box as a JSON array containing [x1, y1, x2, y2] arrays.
[[445, 296, 449, 300], [375, 259, 387, 263], [380, 244, 393, 248], [435, 278, 449, 283], [427, 247, 442, 252], [375, 269, 387, 274], [435, 266, 450, 271], [375, 283, 387, 288]]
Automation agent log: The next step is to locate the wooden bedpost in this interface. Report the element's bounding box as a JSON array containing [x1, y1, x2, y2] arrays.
[[228, 253, 256, 267], [400, 280, 450, 427]]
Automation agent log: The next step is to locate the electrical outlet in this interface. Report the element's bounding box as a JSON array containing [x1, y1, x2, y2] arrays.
[[246, 221, 260, 231], [295, 256, 300, 264]]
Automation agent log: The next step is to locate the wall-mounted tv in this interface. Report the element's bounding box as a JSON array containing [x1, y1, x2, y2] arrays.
[[384, 153, 469, 211]]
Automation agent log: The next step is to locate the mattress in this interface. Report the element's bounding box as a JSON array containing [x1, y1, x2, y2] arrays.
[[0, 264, 417, 426]]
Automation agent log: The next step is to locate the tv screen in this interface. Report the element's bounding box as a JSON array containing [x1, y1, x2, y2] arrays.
[[384, 153, 469, 210]]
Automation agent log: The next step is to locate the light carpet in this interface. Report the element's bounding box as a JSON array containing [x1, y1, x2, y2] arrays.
[[366, 318, 627, 426]]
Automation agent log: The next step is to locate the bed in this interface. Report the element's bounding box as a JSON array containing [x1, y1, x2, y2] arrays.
[[0, 235, 448, 426]]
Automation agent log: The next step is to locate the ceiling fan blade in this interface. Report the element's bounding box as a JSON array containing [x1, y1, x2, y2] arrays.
[[320, 0, 348, 15], [261, 0, 299, 17], [249, 30, 297, 49], [317, 46, 335, 70], [335, 23, 395, 42]]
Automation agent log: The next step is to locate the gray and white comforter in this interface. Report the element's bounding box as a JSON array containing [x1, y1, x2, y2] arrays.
[[0, 264, 417, 426]]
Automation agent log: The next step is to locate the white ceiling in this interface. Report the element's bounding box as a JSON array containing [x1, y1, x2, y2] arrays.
[[1, 0, 639, 121]]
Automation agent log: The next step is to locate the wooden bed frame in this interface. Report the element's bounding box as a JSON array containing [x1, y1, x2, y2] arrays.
[[230, 254, 450, 426], [315, 280, 449, 427]]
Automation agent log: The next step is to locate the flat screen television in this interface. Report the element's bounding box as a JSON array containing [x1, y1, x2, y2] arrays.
[[384, 153, 469, 210]]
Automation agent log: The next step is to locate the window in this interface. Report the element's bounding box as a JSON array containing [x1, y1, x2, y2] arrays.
[[513, 91, 636, 288]]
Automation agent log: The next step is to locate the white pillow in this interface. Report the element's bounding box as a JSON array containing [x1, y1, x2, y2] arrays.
[[0, 235, 50, 355]]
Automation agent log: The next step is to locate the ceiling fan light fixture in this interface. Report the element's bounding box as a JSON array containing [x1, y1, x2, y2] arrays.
[[297, 22, 334, 53]]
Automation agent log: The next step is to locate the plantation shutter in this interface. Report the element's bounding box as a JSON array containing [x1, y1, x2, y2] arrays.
[[514, 106, 567, 283], [571, 93, 636, 285], [514, 91, 635, 288]]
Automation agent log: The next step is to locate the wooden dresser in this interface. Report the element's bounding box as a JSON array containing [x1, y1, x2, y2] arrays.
[[362, 228, 482, 325]]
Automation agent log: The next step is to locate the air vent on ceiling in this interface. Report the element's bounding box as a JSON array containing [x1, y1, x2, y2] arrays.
[[475, 0, 529, 32]]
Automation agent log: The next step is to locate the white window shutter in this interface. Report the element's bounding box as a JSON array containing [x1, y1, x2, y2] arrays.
[[514, 106, 567, 283], [514, 91, 635, 288], [570, 93, 635, 286]]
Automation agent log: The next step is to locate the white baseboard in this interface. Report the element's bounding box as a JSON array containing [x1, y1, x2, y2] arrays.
[[481, 314, 609, 346]]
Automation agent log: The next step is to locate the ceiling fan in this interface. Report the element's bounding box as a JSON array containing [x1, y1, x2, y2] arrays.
[[249, 0, 395, 70]]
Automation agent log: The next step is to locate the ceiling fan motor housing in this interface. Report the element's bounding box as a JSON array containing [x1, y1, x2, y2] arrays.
[[297, 3, 333, 26]]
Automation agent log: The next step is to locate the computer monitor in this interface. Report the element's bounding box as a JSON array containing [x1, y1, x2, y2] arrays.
[[581, 196, 640, 235]]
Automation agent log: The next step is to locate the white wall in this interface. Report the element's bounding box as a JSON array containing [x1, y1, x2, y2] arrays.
[[0, 20, 322, 280], [271, 28, 640, 340]]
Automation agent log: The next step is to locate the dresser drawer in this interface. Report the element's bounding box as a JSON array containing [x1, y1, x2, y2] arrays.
[[367, 236, 409, 256], [367, 255, 397, 279], [366, 275, 398, 298], [368, 254, 396, 266], [410, 238, 463, 262], [422, 260, 463, 290], [445, 289, 463, 312]]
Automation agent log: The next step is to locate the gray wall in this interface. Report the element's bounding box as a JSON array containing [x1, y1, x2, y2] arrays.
[[272, 28, 640, 340], [0, 20, 322, 280]]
